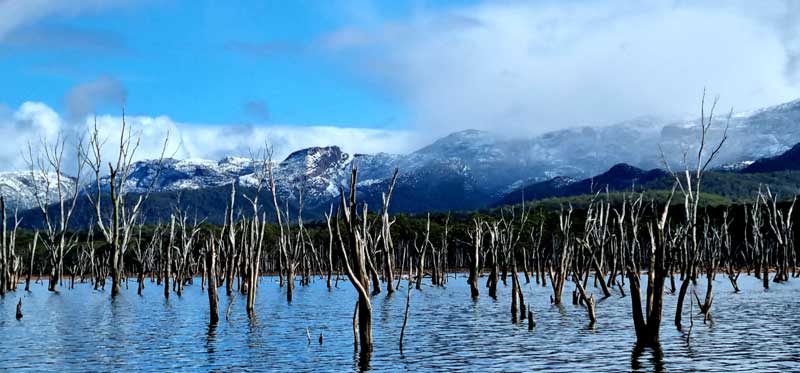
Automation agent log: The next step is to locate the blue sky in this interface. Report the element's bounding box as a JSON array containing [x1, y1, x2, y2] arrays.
[[0, 1, 468, 127], [0, 0, 798, 169]]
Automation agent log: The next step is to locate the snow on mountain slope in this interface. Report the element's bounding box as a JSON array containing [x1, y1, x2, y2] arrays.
[[268, 146, 350, 203], [0, 171, 77, 211], [3, 97, 800, 214], [105, 157, 253, 194]]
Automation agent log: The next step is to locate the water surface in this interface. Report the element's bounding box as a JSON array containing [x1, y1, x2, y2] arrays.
[[1, 275, 798, 372]]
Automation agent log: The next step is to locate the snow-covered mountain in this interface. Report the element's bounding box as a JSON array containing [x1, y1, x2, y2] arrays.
[[112, 157, 254, 193], [93, 147, 351, 211], [2, 97, 800, 214], [0, 171, 77, 212]]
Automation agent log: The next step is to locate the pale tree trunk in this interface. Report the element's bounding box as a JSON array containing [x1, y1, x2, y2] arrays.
[[25, 232, 38, 292], [207, 236, 220, 324], [381, 169, 398, 294]]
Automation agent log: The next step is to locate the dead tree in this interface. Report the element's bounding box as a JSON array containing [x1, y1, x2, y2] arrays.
[[584, 194, 613, 299], [16, 298, 22, 319], [399, 263, 413, 351], [325, 206, 334, 289], [467, 218, 483, 298], [497, 206, 529, 322], [414, 214, 432, 291], [86, 115, 168, 297], [529, 219, 545, 287], [267, 150, 310, 303], [486, 220, 500, 298], [434, 214, 450, 287], [133, 222, 161, 295], [173, 209, 203, 297], [206, 232, 220, 324], [760, 187, 795, 283], [624, 188, 678, 346], [719, 210, 741, 292], [243, 146, 270, 313], [574, 196, 614, 325], [24, 232, 39, 292], [335, 167, 374, 356], [572, 264, 596, 326], [379, 169, 399, 294], [223, 183, 239, 296], [164, 215, 175, 298], [360, 204, 382, 295], [282, 187, 309, 302], [548, 205, 574, 305], [0, 200, 22, 294], [26, 135, 85, 292], [665, 91, 729, 329], [695, 216, 719, 322]]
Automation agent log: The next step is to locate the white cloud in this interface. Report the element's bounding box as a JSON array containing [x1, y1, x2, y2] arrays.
[[0, 102, 65, 171], [0, 101, 419, 173], [318, 0, 800, 137]]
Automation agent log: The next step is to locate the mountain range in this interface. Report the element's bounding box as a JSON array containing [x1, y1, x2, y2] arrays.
[[4, 97, 800, 226]]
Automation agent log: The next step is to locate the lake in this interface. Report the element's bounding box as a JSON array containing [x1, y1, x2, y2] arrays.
[[1, 274, 798, 372]]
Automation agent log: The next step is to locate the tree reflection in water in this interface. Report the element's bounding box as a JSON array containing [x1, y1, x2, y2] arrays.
[[631, 341, 665, 373]]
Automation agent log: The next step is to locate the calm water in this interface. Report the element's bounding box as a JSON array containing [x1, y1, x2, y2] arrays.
[[1, 275, 798, 372]]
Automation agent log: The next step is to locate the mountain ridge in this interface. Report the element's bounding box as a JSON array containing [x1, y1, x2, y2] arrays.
[[4, 97, 800, 221]]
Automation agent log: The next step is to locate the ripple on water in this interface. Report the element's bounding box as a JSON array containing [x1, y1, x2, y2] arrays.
[[1, 275, 799, 372]]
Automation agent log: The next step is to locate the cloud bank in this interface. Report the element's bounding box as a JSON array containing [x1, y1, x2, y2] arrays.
[[0, 101, 418, 173], [318, 0, 800, 137]]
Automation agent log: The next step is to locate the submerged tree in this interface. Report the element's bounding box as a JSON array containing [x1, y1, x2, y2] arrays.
[[467, 218, 483, 298], [666, 91, 729, 330], [624, 90, 729, 346], [26, 134, 85, 292], [623, 188, 678, 346], [335, 166, 398, 360], [86, 114, 168, 298], [335, 167, 374, 356]]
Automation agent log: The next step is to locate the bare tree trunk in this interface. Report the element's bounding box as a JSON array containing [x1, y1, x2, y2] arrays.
[[399, 268, 412, 351], [367, 254, 381, 295], [207, 236, 219, 324], [326, 208, 334, 290], [415, 250, 425, 291], [137, 268, 145, 295], [515, 271, 527, 321], [16, 298, 22, 319], [511, 266, 519, 323], [574, 270, 597, 326], [674, 276, 691, 328], [468, 219, 482, 298], [336, 167, 375, 358], [592, 258, 612, 298], [25, 232, 38, 292], [287, 267, 295, 303], [164, 217, 174, 299], [382, 170, 398, 294], [488, 261, 498, 298]]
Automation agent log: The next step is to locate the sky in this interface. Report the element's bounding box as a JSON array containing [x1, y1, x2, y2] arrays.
[[1, 0, 799, 170]]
